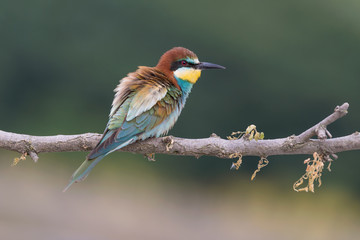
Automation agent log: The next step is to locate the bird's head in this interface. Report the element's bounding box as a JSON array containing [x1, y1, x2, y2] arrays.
[[156, 47, 225, 85]]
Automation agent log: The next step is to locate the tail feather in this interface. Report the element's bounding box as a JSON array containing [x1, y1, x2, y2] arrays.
[[63, 155, 105, 192], [63, 137, 137, 192]]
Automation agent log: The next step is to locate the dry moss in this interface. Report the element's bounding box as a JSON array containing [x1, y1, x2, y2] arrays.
[[12, 152, 27, 166], [227, 124, 264, 141], [293, 152, 333, 193], [251, 157, 269, 180]]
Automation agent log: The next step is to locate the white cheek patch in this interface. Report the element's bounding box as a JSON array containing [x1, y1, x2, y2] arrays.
[[174, 67, 190, 77]]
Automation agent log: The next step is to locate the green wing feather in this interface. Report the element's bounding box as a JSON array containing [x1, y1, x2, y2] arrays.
[[64, 67, 182, 191]]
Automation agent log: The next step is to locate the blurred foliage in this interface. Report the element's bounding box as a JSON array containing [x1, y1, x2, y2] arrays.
[[1, 0, 360, 192]]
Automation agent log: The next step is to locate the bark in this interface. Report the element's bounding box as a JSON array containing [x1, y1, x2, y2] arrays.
[[1, 103, 358, 162]]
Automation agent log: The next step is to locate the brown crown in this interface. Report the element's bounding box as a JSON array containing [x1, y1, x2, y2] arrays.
[[156, 47, 197, 72], [154, 47, 197, 90]]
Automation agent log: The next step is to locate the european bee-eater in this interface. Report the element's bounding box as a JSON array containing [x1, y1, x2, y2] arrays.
[[64, 47, 225, 191]]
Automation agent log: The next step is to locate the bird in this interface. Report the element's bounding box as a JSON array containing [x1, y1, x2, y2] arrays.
[[63, 47, 225, 191]]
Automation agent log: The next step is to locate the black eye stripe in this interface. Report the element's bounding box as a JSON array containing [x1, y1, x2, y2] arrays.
[[170, 60, 196, 71]]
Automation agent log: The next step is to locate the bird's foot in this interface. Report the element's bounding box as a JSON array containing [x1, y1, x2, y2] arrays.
[[163, 136, 174, 151]]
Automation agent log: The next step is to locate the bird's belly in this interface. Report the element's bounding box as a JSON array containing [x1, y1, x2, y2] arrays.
[[139, 107, 182, 140]]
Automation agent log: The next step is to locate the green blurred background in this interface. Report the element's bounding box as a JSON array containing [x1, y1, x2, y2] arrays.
[[1, 0, 360, 239]]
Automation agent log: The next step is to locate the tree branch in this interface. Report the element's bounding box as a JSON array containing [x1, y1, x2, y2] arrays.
[[1, 103, 359, 161], [295, 103, 349, 142]]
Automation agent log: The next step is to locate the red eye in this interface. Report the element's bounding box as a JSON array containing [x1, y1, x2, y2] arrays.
[[181, 60, 187, 66]]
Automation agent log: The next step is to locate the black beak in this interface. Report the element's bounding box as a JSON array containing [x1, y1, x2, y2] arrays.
[[196, 62, 225, 70]]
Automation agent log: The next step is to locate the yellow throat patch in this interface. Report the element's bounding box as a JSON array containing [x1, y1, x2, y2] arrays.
[[174, 68, 201, 84]]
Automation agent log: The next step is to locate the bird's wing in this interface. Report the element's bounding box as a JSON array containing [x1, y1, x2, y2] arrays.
[[126, 83, 167, 121], [64, 68, 182, 190], [87, 80, 181, 160]]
